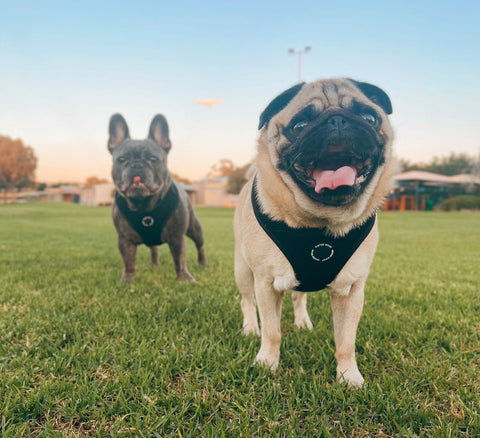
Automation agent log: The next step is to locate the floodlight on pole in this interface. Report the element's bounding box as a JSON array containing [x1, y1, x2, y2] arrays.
[[288, 46, 311, 82]]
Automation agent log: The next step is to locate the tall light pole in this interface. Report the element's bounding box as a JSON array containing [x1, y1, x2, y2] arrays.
[[288, 46, 311, 82]]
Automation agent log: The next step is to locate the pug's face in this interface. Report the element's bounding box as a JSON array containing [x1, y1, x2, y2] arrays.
[[259, 79, 393, 208]]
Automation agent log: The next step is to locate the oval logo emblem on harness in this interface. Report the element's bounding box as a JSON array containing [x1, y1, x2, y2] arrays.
[[311, 243, 334, 262], [142, 216, 154, 227]]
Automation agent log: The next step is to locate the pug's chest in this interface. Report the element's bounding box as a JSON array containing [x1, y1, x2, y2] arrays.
[[251, 183, 376, 292]]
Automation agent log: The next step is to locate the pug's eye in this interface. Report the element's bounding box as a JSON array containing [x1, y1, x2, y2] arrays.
[[360, 113, 377, 125], [292, 121, 308, 134]]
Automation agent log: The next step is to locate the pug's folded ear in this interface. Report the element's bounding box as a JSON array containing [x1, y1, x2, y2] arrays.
[[148, 114, 172, 153], [108, 114, 130, 153], [258, 83, 305, 130], [349, 80, 393, 115]]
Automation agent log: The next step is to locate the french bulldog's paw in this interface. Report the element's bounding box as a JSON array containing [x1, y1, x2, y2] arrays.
[[198, 248, 207, 266], [337, 367, 364, 388], [243, 321, 260, 336], [121, 273, 135, 283], [294, 314, 313, 330], [150, 260, 160, 267], [177, 271, 195, 282], [254, 352, 279, 373]]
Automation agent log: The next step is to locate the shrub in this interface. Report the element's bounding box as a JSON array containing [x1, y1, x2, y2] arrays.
[[439, 195, 480, 211]]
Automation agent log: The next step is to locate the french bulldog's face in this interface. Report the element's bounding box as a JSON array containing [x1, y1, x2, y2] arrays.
[[111, 139, 168, 199], [108, 114, 172, 209]]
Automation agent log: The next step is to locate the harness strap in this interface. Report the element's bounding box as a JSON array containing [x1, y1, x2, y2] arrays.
[[115, 183, 179, 246], [251, 178, 376, 291]]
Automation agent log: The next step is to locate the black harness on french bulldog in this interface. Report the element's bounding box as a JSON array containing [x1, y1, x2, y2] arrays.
[[115, 183, 179, 246], [251, 179, 376, 292]]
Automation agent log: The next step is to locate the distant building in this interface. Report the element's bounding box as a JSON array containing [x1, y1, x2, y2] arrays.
[[192, 176, 238, 207], [385, 171, 480, 210], [79, 182, 196, 206], [57, 185, 81, 203], [80, 183, 115, 206], [4, 186, 80, 203], [179, 183, 196, 205], [36, 185, 81, 203]]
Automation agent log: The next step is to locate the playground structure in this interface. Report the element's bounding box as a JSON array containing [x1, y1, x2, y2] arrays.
[[384, 171, 480, 211]]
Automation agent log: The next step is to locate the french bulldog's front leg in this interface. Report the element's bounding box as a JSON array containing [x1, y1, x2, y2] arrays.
[[330, 279, 366, 387], [118, 238, 137, 283], [149, 246, 160, 266], [168, 237, 195, 282], [254, 278, 284, 372]]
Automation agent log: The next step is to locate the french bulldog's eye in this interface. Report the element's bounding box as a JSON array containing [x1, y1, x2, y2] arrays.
[[360, 113, 377, 125], [117, 156, 127, 163], [292, 121, 308, 134], [148, 156, 159, 162]]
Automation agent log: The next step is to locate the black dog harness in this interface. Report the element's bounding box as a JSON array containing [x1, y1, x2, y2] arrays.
[[251, 180, 376, 292], [115, 183, 179, 246]]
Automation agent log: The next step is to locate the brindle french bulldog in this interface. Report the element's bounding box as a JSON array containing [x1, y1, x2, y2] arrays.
[[108, 113, 206, 283]]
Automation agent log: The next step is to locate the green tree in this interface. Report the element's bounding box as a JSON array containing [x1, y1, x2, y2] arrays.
[[208, 158, 235, 178], [400, 152, 477, 175], [227, 163, 251, 194], [425, 152, 474, 175]]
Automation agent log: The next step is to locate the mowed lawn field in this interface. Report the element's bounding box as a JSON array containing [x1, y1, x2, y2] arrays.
[[0, 203, 479, 437]]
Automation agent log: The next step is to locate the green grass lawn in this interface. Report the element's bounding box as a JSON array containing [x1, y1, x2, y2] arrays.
[[0, 203, 479, 437]]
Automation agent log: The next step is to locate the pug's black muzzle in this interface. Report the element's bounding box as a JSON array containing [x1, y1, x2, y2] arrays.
[[279, 111, 386, 206]]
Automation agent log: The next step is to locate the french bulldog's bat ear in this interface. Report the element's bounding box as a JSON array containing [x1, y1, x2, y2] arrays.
[[349, 79, 393, 115], [108, 113, 130, 153], [148, 114, 172, 153], [258, 82, 305, 130]]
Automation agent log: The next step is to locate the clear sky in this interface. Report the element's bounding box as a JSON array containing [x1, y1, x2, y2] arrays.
[[1, 0, 479, 183]]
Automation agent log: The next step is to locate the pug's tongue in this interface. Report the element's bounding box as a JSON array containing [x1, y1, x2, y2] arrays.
[[312, 166, 357, 193]]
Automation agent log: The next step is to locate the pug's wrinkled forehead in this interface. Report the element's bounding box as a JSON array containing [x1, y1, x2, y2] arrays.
[[259, 78, 392, 133]]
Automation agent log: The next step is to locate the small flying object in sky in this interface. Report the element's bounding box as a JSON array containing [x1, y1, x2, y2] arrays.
[[195, 98, 224, 107]]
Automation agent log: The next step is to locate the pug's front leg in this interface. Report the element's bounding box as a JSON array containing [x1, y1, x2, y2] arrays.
[[291, 291, 313, 330], [254, 278, 284, 372], [235, 247, 259, 336], [330, 279, 366, 387]]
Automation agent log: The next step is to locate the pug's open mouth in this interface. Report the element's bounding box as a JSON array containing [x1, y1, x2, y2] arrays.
[[285, 141, 380, 206]]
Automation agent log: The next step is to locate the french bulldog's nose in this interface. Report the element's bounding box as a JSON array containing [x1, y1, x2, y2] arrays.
[[327, 115, 348, 131], [131, 159, 144, 169], [133, 176, 142, 184]]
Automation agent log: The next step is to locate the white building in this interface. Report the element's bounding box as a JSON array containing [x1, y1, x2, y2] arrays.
[[192, 176, 238, 207], [80, 183, 115, 206]]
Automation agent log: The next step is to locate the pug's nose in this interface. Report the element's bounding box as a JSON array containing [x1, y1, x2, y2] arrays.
[[327, 115, 348, 131]]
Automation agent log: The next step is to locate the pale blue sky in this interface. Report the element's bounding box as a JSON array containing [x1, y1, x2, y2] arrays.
[[1, 0, 479, 182]]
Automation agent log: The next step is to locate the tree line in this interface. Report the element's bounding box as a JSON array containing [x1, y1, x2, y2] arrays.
[[399, 152, 479, 176], [214, 152, 480, 195], [0, 131, 478, 197]]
